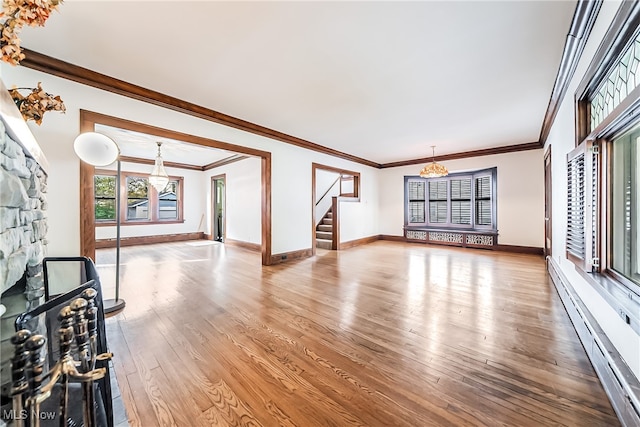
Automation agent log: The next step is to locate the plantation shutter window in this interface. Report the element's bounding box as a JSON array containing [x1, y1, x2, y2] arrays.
[[407, 180, 426, 224], [403, 167, 496, 232], [429, 180, 448, 224], [450, 178, 472, 225], [474, 176, 492, 227]]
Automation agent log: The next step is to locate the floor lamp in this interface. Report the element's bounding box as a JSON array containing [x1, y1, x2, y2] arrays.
[[73, 132, 126, 314]]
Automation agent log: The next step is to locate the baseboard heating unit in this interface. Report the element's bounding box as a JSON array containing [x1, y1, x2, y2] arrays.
[[547, 258, 640, 426]]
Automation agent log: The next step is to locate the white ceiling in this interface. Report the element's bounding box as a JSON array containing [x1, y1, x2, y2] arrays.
[[94, 124, 238, 167], [20, 1, 577, 164]]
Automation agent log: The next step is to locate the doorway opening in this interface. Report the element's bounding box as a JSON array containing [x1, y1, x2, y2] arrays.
[[79, 110, 273, 265], [544, 147, 552, 259], [211, 175, 226, 242], [311, 163, 361, 254]]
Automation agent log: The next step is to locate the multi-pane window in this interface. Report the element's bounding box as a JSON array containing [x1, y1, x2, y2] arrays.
[[94, 175, 116, 221], [590, 33, 640, 131], [126, 177, 150, 221], [570, 6, 640, 340], [404, 168, 496, 230], [159, 180, 179, 220], [94, 171, 183, 224], [572, 22, 640, 296]]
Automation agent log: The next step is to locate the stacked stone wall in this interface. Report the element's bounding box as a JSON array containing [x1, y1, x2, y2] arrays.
[[0, 120, 47, 299], [0, 119, 48, 392]]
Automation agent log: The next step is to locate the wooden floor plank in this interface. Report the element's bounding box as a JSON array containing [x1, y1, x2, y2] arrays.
[[99, 240, 620, 426]]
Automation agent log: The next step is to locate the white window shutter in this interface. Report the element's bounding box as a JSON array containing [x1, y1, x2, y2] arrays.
[[566, 140, 598, 271]]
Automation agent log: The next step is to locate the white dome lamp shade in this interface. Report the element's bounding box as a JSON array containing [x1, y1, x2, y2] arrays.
[[73, 131, 125, 314], [73, 132, 120, 166]]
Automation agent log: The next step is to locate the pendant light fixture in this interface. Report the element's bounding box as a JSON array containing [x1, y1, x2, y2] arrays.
[[419, 145, 449, 178], [149, 141, 169, 192]]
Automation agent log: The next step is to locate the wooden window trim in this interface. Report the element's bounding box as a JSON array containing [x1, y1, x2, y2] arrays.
[[574, 2, 640, 145], [79, 110, 273, 266], [572, 2, 640, 297], [573, 89, 640, 299], [575, 2, 640, 104], [404, 167, 497, 232], [94, 169, 185, 226]]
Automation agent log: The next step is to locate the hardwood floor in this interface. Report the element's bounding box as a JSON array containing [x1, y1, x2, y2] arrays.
[[96, 240, 620, 426]]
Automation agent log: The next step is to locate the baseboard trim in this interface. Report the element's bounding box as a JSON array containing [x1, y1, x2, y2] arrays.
[[269, 248, 313, 265], [339, 235, 380, 250], [204, 233, 212, 240], [495, 244, 544, 255], [548, 258, 640, 426], [379, 234, 406, 242], [95, 232, 204, 249], [225, 238, 261, 252]]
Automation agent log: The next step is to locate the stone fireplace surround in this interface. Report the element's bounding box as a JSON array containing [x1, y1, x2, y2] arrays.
[[0, 80, 49, 395], [0, 121, 48, 297]]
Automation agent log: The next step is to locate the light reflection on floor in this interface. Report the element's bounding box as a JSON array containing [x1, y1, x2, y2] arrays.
[[95, 241, 230, 320]]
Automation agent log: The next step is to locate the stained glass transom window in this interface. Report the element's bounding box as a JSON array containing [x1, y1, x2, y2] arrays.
[[590, 35, 640, 131]]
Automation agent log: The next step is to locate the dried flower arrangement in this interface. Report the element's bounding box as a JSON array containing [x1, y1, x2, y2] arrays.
[[1, 1, 65, 124], [0, 0, 63, 65], [9, 82, 65, 125]]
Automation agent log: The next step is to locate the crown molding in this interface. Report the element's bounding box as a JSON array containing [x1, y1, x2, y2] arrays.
[[380, 141, 541, 169], [118, 155, 203, 171], [538, 0, 603, 146], [203, 154, 249, 171], [21, 49, 547, 170], [20, 48, 379, 168]]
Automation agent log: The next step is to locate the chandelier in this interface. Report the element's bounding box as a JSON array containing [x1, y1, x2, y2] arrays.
[[149, 142, 169, 192], [419, 146, 448, 178]]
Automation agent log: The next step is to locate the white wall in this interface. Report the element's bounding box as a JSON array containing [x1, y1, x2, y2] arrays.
[[203, 157, 262, 245], [315, 169, 340, 203], [94, 161, 205, 240], [340, 168, 379, 243], [0, 65, 380, 256], [544, 0, 640, 379], [378, 149, 545, 247]]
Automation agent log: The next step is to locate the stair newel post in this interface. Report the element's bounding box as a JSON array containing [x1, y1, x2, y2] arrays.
[[332, 196, 339, 250]]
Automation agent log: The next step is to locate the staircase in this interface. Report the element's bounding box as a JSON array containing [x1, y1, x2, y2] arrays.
[[316, 209, 333, 249]]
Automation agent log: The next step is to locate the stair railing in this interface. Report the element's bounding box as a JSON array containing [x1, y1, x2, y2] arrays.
[[315, 176, 341, 227]]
